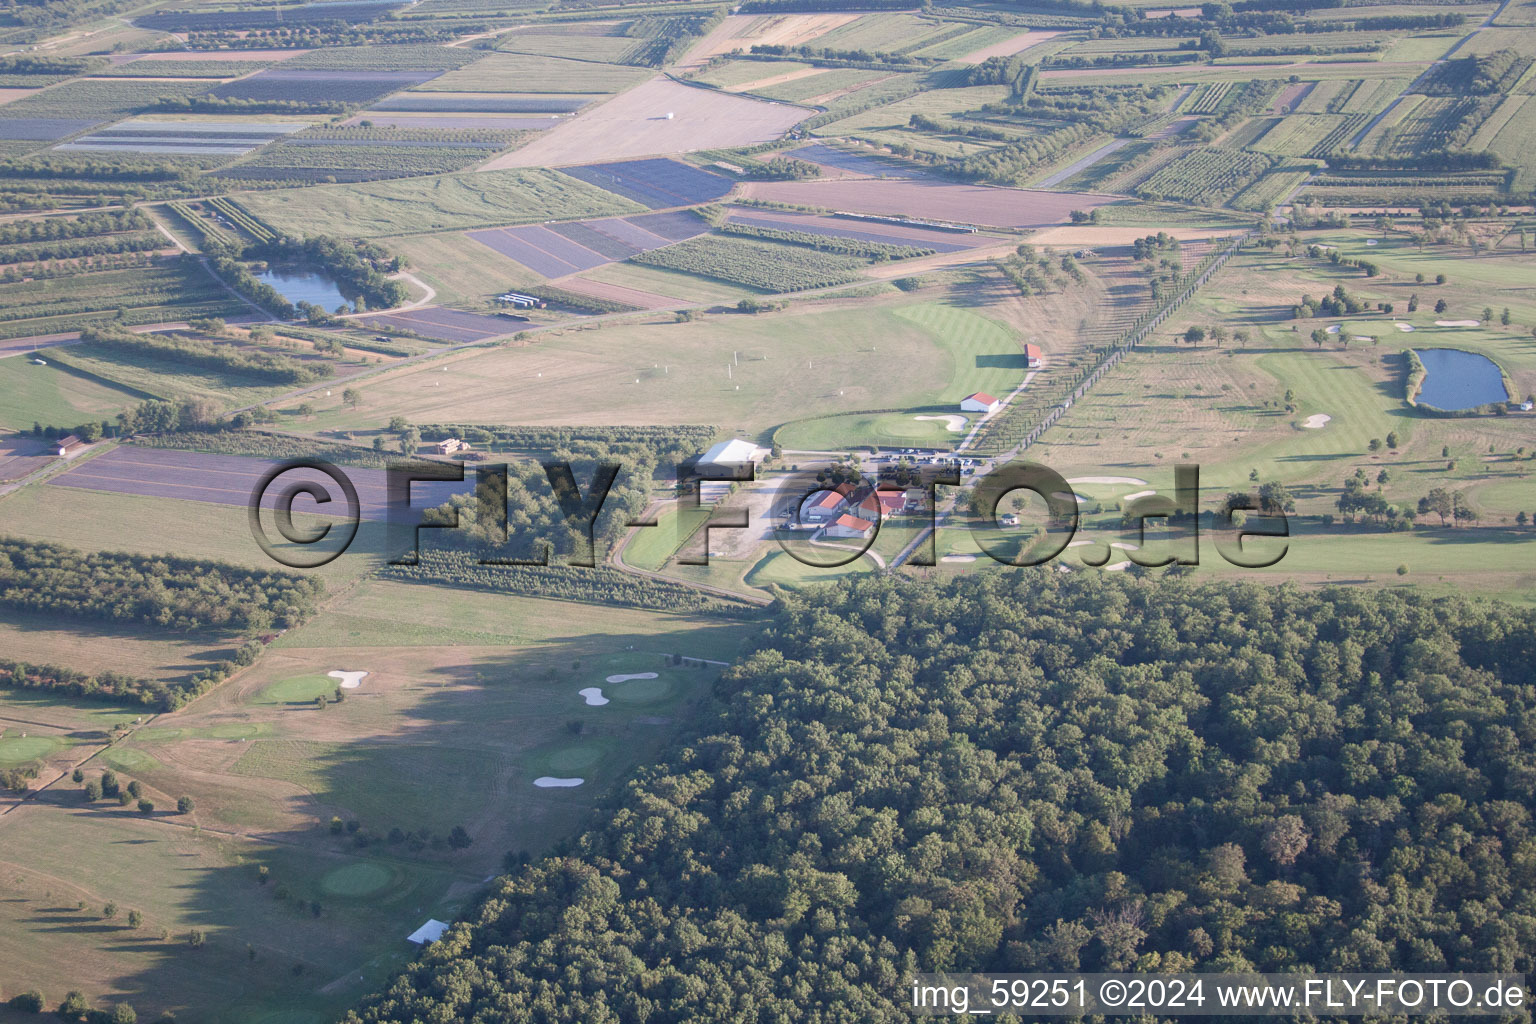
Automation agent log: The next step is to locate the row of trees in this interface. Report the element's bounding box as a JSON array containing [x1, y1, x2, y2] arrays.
[[0, 537, 322, 633]]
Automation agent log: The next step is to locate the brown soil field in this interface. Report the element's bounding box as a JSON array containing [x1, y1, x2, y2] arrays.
[[958, 29, 1062, 63], [0, 87, 39, 106], [1026, 224, 1238, 246], [726, 66, 828, 94], [678, 12, 861, 69], [555, 275, 677, 309], [738, 178, 1116, 229], [482, 78, 807, 168]]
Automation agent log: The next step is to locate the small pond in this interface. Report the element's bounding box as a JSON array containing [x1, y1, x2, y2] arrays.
[[1414, 348, 1507, 411], [255, 266, 352, 311]]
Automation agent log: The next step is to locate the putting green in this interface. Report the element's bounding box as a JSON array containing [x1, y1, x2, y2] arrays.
[[545, 744, 604, 773], [607, 677, 674, 704], [318, 861, 394, 898], [259, 675, 338, 706], [0, 735, 59, 765]]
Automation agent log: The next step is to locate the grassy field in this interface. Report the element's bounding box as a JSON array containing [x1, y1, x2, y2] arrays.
[[0, 575, 750, 1023], [413, 52, 650, 94], [235, 169, 646, 238], [275, 296, 1028, 441], [381, 230, 542, 307], [0, 357, 147, 432]]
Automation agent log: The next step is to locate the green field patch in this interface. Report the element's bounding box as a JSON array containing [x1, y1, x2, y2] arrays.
[[318, 861, 397, 899], [0, 734, 60, 765], [100, 746, 166, 774], [543, 743, 606, 774], [259, 674, 343, 706], [606, 676, 674, 704], [0, 357, 145, 432], [622, 504, 709, 571]]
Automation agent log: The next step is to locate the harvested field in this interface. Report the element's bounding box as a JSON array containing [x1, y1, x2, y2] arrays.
[[0, 432, 53, 482], [721, 206, 989, 252], [957, 29, 1062, 63], [355, 305, 515, 343], [47, 445, 468, 519], [468, 210, 709, 278], [482, 78, 807, 169], [677, 13, 861, 70], [343, 112, 560, 130], [555, 275, 675, 310], [788, 142, 927, 179], [412, 52, 649, 95], [560, 157, 732, 209], [0, 88, 38, 107], [737, 178, 1116, 230]]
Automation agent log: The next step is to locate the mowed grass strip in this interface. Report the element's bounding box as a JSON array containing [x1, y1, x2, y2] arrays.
[[235, 168, 646, 237]]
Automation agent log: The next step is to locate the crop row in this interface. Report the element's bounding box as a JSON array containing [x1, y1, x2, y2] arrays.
[[719, 222, 932, 260], [167, 201, 239, 249], [207, 196, 277, 243], [633, 234, 865, 292], [220, 143, 495, 181], [1183, 82, 1232, 115], [1135, 146, 1276, 206]]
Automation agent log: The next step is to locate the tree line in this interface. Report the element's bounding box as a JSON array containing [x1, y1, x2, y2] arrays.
[[0, 536, 323, 633]]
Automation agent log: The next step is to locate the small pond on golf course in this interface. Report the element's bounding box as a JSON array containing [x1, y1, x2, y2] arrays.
[[254, 266, 352, 311], [1414, 348, 1507, 411]]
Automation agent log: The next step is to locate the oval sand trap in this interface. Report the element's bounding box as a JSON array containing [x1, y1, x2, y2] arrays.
[[1395, 323, 1415, 332], [1104, 561, 1132, 571], [941, 553, 977, 562], [914, 414, 968, 432], [1365, 239, 1378, 246], [328, 670, 367, 689], [534, 777, 584, 788], [605, 672, 658, 683], [1067, 476, 1147, 486], [1301, 413, 1331, 429], [578, 686, 609, 706], [1123, 489, 1156, 500], [1435, 319, 1479, 327], [1325, 324, 1341, 334]]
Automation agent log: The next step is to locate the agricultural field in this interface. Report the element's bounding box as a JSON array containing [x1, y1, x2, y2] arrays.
[[5, 2, 1536, 1022], [235, 167, 645, 236]]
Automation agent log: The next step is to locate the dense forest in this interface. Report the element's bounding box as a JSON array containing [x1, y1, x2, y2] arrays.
[[346, 573, 1536, 1023], [0, 537, 323, 632]]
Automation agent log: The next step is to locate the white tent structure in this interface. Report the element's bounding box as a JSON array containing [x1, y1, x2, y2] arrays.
[[406, 919, 450, 945]]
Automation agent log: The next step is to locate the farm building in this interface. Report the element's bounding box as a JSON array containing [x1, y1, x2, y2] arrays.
[[960, 392, 1000, 414], [56, 435, 85, 456], [406, 919, 450, 945], [697, 438, 765, 474], [496, 292, 546, 309], [1024, 344, 1042, 368], [825, 513, 875, 540], [877, 491, 905, 517], [803, 489, 846, 522], [436, 437, 468, 455]]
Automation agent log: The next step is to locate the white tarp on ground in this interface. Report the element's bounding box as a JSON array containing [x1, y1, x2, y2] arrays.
[[407, 919, 450, 945]]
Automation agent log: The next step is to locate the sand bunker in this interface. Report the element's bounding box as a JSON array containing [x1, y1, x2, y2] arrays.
[[1123, 489, 1156, 500], [606, 672, 659, 683], [1067, 476, 1148, 486], [1326, 324, 1341, 334], [1395, 323, 1415, 332], [1435, 319, 1479, 327], [578, 687, 609, 706], [328, 670, 367, 689], [915, 414, 968, 431], [1366, 239, 1378, 246], [1066, 539, 1093, 548], [1350, 336, 1372, 343], [533, 777, 584, 788], [1104, 561, 1132, 572], [1301, 414, 1331, 429], [940, 554, 977, 562]]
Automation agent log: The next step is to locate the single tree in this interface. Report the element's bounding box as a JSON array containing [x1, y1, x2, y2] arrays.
[[127, 910, 142, 929], [177, 796, 194, 814]]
